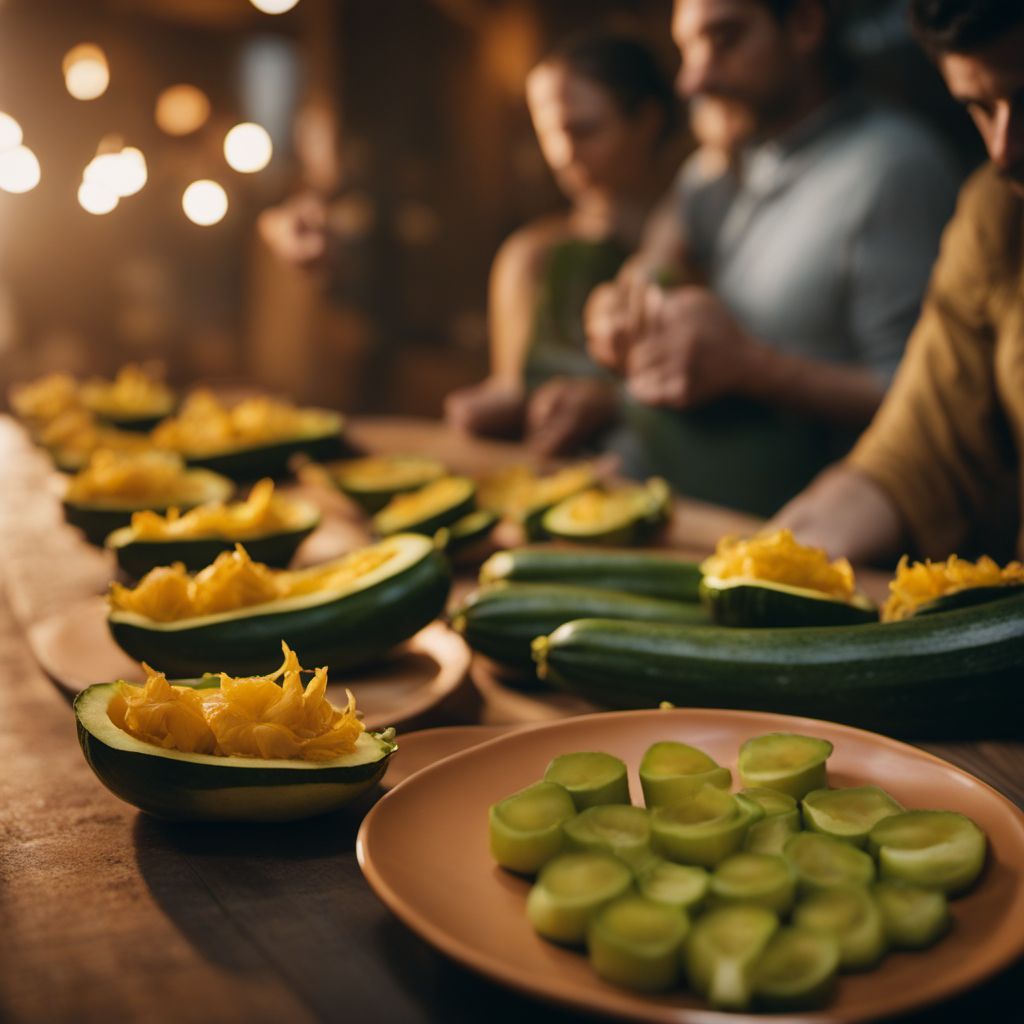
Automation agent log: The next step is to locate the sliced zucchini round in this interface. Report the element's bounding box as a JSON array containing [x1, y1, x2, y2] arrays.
[[793, 884, 888, 971], [371, 476, 476, 537], [105, 498, 321, 577], [700, 575, 877, 627], [326, 454, 448, 513], [802, 785, 904, 848], [868, 809, 987, 895], [872, 881, 951, 948], [752, 927, 839, 1010], [637, 860, 709, 912], [540, 478, 670, 546], [744, 815, 802, 857], [783, 832, 876, 894], [107, 533, 451, 677], [543, 751, 630, 810], [63, 469, 235, 547], [74, 682, 395, 822], [563, 804, 653, 873], [489, 781, 577, 875], [710, 852, 797, 914], [738, 733, 833, 800], [650, 786, 751, 868], [639, 741, 731, 808]]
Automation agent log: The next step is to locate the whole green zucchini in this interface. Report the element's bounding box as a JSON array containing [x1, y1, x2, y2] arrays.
[[451, 581, 707, 674], [479, 548, 703, 602], [533, 593, 1024, 738]]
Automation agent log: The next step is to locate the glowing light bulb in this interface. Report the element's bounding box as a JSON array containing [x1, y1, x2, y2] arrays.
[[0, 145, 41, 193], [78, 179, 119, 215], [182, 180, 228, 226], [223, 122, 273, 173], [0, 112, 22, 153], [249, 0, 301, 14], [63, 43, 109, 101], [155, 84, 210, 137]]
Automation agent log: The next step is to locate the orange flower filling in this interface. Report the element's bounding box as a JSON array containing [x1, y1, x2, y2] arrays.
[[108, 644, 364, 761], [701, 529, 856, 601], [881, 554, 1024, 622]]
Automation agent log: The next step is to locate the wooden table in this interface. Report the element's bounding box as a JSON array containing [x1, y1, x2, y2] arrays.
[[0, 415, 1020, 1023]]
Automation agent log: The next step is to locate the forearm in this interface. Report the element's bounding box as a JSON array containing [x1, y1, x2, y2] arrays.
[[741, 341, 888, 428]]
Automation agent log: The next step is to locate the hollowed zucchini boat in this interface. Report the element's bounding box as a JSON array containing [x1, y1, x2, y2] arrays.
[[107, 533, 451, 677], [325, 454, 448, 513], [74, 651, 396, 822], [540, 478, 672, 546], [371, 476, 476, 537], [105, 480, 320, 577], [882, 554, 1024, 621], [476, 464, 597, 539], [699, 530, 876, 627], [79, 364, 177, 432]]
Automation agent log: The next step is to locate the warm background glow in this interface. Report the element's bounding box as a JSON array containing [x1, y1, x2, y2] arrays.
[[0, 145, 41, 193], [78, 180, 118, 215], [62, 43, 110, 101], [0, 112, 23, 152], [182, 180, 228, 226], [249, 0, 302, 14], [83, 147, 147, 200], [154, 84, 211, 137], [223, 122, 272, 173]]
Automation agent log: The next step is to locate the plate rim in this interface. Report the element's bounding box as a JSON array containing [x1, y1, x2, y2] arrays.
[[357, 705, 1024, 1024]]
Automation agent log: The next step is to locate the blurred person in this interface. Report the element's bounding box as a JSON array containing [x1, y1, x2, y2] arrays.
[[585, 0, 959, 515], [443, 32, 678, 457], [772, 0, 1024, 563]]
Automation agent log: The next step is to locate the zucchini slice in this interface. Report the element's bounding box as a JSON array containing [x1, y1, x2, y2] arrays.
[[539, 478, 670, 546], [63, 469, 235, 547], [793, 884, 888, 971], [638, 741, 731, 808], [868, 810, 987, 895], [650, 786, 753, 868], [710, 852, 797, 914], [543, 751, 630, 810], [802, 785, 904, 848], [700, 576, 877, 627], [326, 454, 448, 513], [741, 790, 801, 855], [489, 781, 577, 875], [872, 881, 951, 948], [563, 804, 654, 873], [738, 733, 833, 800], [637, 860, 709, 912], [371, 476, 476, 537], [752, 927, 839, 1010], [526, 851, 634, 945], [107, 533, 451, 677], [74, 682, 395, 822], [587, 895, 689, 992], [479, 547, 703, 602], [784, 832, 876, 894]]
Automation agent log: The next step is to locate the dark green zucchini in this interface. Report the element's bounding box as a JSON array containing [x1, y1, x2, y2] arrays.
[[451, 582, 708, 674], [532, 593, 1024, 737], [914, 584, 1024, 617], [371, 476, 476, 537], [700, 577, 877, 628], [439, 509, 499, 555], [184, 429, 346, 482], [480, 547, 702, 602], [108, 533, 451, 677]]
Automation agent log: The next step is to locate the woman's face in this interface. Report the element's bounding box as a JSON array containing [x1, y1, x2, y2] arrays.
[[526, 61, 660, 200]]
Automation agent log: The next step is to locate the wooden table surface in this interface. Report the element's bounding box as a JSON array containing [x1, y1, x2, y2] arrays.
[[0, 415, 1020, 1024]]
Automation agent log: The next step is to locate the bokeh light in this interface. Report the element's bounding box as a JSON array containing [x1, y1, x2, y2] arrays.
[[63, 43, 110, 101], [84, 147, 147, 198], [0, 145, 41, 193], [154, 84, 211, 136], [249, 0, 302, 14], [182, 180, 228, 226], [78, 180, 119, 215], [223, 122, 273, 173], [0, 112, 23, 153]]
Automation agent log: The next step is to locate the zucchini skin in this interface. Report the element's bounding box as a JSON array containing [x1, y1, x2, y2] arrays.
[[452, 582, 708, 673], [108, 549, 451, 678], [535, 595, 1024, 738], [700, 580, 877, 628], [480, 548, 703, 603], [185, 433, 346, 481]]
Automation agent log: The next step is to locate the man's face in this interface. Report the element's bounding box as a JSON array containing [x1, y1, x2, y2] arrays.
[[940, 24, 1024, 194], [671, 0, 805, 136]]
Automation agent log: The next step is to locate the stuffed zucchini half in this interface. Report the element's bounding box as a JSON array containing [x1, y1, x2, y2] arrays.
[[104, 479, 320, 578], [882, 554, 1024, 621], [74, 646, 396, 822], [540, 478, 671, 546], [325, 454, 448, 513], [699, 530, 877, 627], [107, 533, 451, 677]]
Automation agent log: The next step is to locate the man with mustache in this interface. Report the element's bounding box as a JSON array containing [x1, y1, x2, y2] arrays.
[[585, 0, 958, 516], [774, 0, 1024, 561]]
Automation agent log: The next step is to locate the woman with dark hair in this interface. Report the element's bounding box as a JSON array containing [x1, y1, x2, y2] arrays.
[[444, 32, 678, 457]]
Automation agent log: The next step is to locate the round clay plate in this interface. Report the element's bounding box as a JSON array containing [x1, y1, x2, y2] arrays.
[[357, 707, 1024, 1023], [27, 595, 470, 732]]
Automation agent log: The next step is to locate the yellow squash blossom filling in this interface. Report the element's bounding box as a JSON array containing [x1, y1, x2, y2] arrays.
[[11, 373, 83, 426], [152, 389, 339, 455], [882, 554, 1024, 622], [42, 409, 154, 465], [333, 455, 446, 490], [107, 644, 364, 761], [701, 529, 856, 601], [65, 450, 210, 504], [80, 364, 173, 417], [128, 479, 305, 540], [109, 540, 401, 621], [476, 464, 596, 518], [378, 475, 470, 519]]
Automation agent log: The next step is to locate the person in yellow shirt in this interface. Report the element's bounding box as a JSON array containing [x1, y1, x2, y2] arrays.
[[773, 0, 1024, 563]]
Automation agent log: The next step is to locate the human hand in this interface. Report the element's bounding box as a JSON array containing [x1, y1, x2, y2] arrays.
[[584, 281, 634, 374], [258, 192, 331, 272], [625, 285, 761, 409], [444, 379, 525, 439], [525, 376, 619, 457]]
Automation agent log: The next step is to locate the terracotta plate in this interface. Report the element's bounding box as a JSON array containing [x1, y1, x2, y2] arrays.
[[28, 595, 470, 732], [357, 707, 1024, 1023]]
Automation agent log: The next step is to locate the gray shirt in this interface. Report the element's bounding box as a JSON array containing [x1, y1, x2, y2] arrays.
[[679, 94, 958, 380]]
